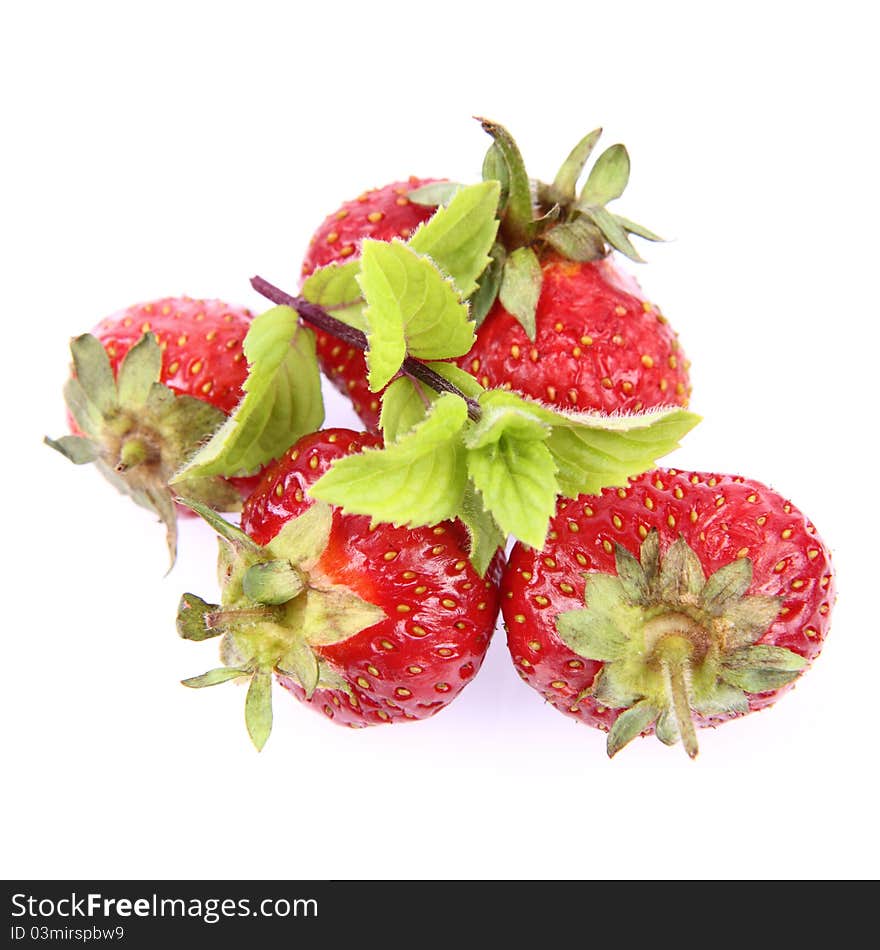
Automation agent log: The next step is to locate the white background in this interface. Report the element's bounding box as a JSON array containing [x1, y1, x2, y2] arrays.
[[3, 1, 878, 880]]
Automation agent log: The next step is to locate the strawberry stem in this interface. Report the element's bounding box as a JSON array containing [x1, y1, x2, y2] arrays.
[[250, 275, 482, 421], [658, 637, 700, 760]]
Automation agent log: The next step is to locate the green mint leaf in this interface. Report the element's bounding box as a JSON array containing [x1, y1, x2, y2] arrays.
[[540, 406, 701, 496], [553, 128, 603, 201], [478, 118, 534, 245], [379, 376, 434, 443], [544, 217, 606, 262], [464, 389, 551, 450], [466, 434, 558, 550], [469, 242, 506, 327], [408, 180, 500, 298], [309, 393, 469, 527], [379, 362, 483, 443], [408, 181, 464, 206], [499, 246, 542, 340], [458, 483, 505, 577], [173, 306, 324, 480], [583, 205, 644, 262], [579, 143, 631, 206], [301, 260, 366, 330], [358, 239, 475, 392], [302, 260, 362, 307]]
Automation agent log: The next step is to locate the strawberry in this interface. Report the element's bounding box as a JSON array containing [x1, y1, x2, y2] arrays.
[[298, 122, 690, 431], [457, 255, 688, 413], [300, 177, 441, 429], [46, 296, 256, 561], [177, 428, 503, 748], [503, 469, 835, 758]]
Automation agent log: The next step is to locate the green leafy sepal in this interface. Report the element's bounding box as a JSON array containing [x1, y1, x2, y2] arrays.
[[556, 532, 804, 759], [46, 332, 242, 566], [177, 499, 385, 750]]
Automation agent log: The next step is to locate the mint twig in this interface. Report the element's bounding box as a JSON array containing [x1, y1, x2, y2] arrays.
[[250, 275, 481, 422]]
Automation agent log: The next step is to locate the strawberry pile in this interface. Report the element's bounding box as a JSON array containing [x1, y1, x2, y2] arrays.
[[48, 119, 835, 757]]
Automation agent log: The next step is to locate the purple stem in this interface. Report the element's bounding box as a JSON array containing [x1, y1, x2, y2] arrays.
[[250, 275, 481, 421]]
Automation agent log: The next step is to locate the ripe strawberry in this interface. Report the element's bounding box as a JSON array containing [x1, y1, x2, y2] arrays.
[[177, 428, 503, 748], [46, 296, 256, 561], [298, 123, 691, 431], [503, 469, 835, 758], [456, 255, 690, 413], [300, 177, 441, 430]]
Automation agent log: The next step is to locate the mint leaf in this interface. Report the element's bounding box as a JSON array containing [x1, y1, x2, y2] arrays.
[[467, 434, 558, 550], [459, 483, 505, 576], [309, 393, 469, 527], [358, 239, 475, 392], [579, 143, 631, 206], [173, 306, 324, 480], [301, 260, 366, 330], [498, 246, 542, 340], [408, 181, 464, 206], [379, 362, 484, 443], [301, 259, 362, 306], [408, 181, 500, 298], [378, 376, 434, 444], [464, 389, 550, 449], [542, 407, 701, 496]]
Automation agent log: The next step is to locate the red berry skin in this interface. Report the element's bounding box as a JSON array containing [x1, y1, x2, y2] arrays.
[[458, 256, 691, 413], [91, 296, 253, 414], [300, 178, 441, 431], [503, 469, 835, 736], [241, 429, 503, 728]]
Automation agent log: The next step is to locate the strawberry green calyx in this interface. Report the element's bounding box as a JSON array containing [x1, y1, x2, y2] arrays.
[[556, 531, 805, 759], [177, 499, 385, 750], [475, 118, 662, 338], [46, 333, 239, 564]]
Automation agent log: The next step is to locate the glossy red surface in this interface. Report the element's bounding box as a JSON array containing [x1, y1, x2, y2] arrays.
[[503, 468, 835, 735], [459, 255, 691, 413], [242, 429, 503, 728]]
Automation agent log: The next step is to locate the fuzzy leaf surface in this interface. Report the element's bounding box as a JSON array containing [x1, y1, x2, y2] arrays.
[[408, 181, 500, 298], [358, 239, 474, 391], [309, 393, 469, 527], [467, 435, 557, 550], [173, 307, 324, 480]]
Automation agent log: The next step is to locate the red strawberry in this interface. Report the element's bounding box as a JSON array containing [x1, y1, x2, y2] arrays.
[[503, 469, 835, 758], [300, 177, 441, 430], [47, 296, 256, 561], [177, 428, 503, 748], [298, 123, 692, 431], [456, 255, 690, 413]]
